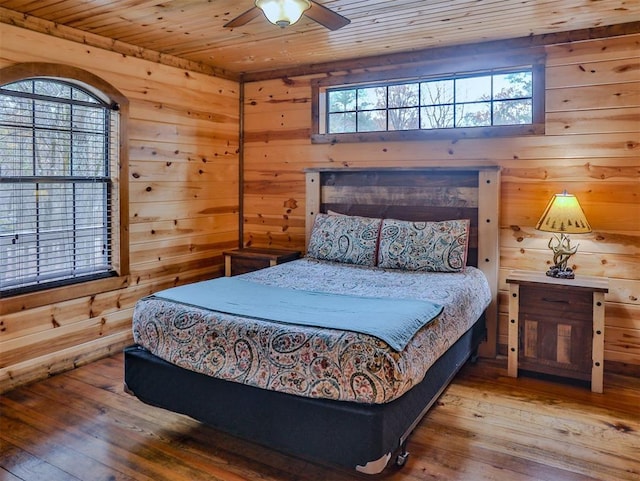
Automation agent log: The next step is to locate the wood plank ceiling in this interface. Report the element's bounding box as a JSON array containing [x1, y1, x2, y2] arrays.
[[1, 0, 640, 78]]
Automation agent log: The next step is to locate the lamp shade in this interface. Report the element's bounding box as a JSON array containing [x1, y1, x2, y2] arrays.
[[535, 191, 591, 234], [256, 0, 311, 27]]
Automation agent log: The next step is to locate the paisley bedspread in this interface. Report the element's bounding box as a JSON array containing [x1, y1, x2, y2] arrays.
[[132, 257, 491, 404]]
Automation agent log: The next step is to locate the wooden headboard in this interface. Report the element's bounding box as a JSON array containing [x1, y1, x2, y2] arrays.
[[304, 167, 500, 358]]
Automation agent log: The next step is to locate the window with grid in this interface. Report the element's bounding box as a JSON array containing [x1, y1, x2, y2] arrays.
[[311, 53, 546, 144], [325, 68, 534, 134], [0, 78, 119, 296]]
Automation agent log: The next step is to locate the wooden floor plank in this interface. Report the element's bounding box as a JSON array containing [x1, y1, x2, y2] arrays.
[[417, 412, 622, 480], [2, 373, 337, 481], [0, 437, 81, 481], [0, 410, 138, 481], [1, 354, 639, 481], [0, 396, 159, 481], [0, 466, 24, 481]]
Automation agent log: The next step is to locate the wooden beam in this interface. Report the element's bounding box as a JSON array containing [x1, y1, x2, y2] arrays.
[[477, 168, 501, 358], [305, 171, 320, 251]]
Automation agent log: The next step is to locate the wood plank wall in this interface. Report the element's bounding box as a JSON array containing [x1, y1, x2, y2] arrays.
[[242, 34, 640, 373], [0, 24, 240, 392]]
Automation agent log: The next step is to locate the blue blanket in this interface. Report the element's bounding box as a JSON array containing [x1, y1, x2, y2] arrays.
[[152, 277, 443, 351]]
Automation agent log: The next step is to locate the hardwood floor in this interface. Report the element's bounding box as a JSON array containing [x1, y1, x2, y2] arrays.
[[1, 354, 638, 481]]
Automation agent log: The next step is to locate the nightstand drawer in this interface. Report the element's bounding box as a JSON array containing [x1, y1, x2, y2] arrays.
[[230, 257, 273, 276], [223, 247, 301, 277], [519, 286, 592, 321]]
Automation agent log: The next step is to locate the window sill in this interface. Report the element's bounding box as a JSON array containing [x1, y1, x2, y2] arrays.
[[311, 123, 544, 144], [0, 275, 129, 316]]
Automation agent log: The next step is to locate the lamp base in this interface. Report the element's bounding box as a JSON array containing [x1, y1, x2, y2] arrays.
[[545, 233, 579, 279], [545, 266, 575, 279]]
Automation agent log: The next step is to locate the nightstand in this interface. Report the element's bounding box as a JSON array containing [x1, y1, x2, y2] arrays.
[[506, 270, 609, 393], [223, 247, 301, 277]]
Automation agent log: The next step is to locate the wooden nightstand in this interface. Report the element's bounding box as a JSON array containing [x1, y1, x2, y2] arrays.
[[506, 270, 609, 393], [223, 247, 301, 277]]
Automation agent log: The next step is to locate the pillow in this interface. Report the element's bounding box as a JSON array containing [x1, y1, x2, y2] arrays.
[[307, 213, 382, 266], [377, 219, 470, 272]]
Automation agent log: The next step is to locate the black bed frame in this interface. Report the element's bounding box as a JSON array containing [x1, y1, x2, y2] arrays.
[[124, 167, 500, 474], [124, 316, 485, 472]]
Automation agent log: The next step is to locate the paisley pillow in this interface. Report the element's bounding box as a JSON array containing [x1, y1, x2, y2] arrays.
[[307, 213, 382, 266], [377, 218, 470, 272]]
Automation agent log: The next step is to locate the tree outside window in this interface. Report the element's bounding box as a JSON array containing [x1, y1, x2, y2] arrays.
[[0, 78, 119, 296], [325, 68, 533, 135]]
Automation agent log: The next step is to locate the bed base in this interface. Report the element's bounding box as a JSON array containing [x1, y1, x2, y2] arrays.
[[124, 316, 485, 474]]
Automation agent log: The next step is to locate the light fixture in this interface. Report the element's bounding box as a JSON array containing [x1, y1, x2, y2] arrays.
[[535, 191, 591, 279], [255, 0, 311, 28]]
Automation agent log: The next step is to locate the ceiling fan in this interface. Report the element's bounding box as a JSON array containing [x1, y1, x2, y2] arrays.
[[224, 0, 350, 31]]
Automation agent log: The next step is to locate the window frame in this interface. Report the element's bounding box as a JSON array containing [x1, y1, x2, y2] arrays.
[[0, 63, 129, 307], [311, 50, 545, 144]]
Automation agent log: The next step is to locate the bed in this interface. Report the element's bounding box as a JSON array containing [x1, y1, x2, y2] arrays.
[[124, 167, 500, 474]]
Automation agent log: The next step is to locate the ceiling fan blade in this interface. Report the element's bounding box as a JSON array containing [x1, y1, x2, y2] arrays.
[[224, 6, 263, 28], [305, 1, 350, 31]]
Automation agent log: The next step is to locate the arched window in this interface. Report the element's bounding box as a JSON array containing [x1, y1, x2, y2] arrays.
[[0, 64, 128, 298]]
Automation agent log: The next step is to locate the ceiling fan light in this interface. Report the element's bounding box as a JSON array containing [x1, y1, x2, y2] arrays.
[[256, 0, 311, 27]]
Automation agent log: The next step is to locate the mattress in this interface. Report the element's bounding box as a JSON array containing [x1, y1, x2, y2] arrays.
[[132, 257, 491, 404]]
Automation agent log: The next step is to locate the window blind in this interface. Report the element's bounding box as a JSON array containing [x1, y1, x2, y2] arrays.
[[0, 79, 118, 296]]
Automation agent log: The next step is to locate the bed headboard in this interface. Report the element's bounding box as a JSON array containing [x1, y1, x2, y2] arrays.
[[304, 167, 500, 358]]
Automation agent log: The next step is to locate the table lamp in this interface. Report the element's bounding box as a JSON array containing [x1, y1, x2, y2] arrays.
[[535, 191, 591, 279]]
